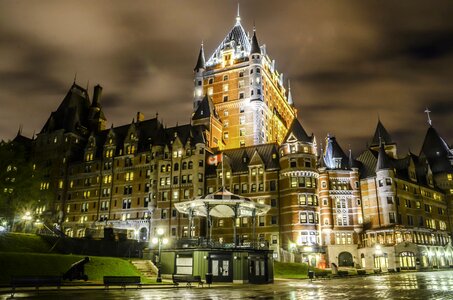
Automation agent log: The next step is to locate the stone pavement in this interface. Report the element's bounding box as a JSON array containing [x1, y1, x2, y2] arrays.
[[2, 270, 453, 299]]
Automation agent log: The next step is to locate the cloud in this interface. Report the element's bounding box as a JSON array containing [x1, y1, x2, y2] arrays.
[[0, 0, 452, 157]]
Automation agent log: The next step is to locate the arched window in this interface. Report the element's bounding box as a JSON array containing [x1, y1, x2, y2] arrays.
[[166, 164, 171, 172], [188, 161, 193, 169], [174, 163, 179, 171]]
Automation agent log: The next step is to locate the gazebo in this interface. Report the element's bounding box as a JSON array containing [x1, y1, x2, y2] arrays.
[[174, 187, 271, 246]]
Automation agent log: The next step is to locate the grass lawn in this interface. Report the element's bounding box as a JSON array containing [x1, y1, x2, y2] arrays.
[[0, 252, 148, 284], [274, 261, 310, 279], [0, 233, 51, 253]]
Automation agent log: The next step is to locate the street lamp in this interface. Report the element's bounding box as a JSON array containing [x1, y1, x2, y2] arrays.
[[152, 227, 168, 283]]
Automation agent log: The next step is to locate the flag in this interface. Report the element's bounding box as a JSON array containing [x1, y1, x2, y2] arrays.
[[207, 153, 223, 165]]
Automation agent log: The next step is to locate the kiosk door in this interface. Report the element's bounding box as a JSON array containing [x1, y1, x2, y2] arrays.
[[210, 254, 233, 282]]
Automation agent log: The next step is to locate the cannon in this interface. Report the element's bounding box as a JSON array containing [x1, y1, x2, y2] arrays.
[[63, 257, 90, 281]]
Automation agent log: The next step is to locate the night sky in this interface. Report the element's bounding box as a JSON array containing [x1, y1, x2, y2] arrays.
[[1, 0, 453, 155]]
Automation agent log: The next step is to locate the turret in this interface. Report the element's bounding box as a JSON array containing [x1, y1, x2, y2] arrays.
[[249, 28, 262, 102], [193, 43, 205, 111]]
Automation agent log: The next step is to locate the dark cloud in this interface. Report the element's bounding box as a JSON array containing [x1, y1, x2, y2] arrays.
[[0, 0, 453, 156]]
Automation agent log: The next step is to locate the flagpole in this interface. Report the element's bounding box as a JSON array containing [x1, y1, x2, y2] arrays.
[[221, 152, 225, 188]]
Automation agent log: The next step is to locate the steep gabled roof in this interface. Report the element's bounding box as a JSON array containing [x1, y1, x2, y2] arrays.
[[420, 126, 453, 174], [40, 83, 91, 135], [370, 120, 392, 147], [283, 118, 312, 144], [192, 95, 219, 121], [211, 143, 279, 174], [206, 18, 251, 66]]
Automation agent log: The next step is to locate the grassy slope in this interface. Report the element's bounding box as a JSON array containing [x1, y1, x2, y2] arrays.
[[0, 233, 51, 253], [0, 252, 143, 283]]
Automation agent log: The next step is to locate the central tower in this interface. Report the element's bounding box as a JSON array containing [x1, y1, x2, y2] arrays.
[[193, 10, 297, 150]]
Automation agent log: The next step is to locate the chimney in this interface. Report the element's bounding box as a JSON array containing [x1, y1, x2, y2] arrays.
[[92, 84, 103, 107], [137, 112, 145, 122]]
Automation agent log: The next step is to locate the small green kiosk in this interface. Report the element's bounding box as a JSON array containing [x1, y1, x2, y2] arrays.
[[160, 188, 274, 284]]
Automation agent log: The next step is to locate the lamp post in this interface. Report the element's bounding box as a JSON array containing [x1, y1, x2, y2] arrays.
[[22, 211, 32, 233], [152, 227, 168, 283]]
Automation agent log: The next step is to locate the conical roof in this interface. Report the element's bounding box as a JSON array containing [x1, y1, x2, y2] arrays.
[[376, 143, 392, 171], [194, 43, 205, 71], [250, 30, 261, 54], [323, 136, 349, 170]]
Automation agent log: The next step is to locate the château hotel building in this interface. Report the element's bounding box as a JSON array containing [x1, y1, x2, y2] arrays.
[[10, 11, 453, 271]]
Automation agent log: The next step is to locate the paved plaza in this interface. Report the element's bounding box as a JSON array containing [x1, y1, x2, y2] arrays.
[[2, 271, 453, 300]]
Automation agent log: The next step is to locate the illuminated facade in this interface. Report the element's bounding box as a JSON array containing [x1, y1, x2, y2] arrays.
[[7, 9, 453, 270], [193, 13, 296, 150]]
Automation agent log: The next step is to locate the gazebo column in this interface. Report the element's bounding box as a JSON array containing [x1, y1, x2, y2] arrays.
[[252, 209, 256, 248], [188, 208, 193, 238], [205, 203, 210, 243], [233, 204, 239, 247]]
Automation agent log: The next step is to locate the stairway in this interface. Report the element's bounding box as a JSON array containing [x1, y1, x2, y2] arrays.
[[131, 259, 158, 279]]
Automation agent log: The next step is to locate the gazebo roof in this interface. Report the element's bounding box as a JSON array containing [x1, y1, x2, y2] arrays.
[[174, 187, 270, 218]]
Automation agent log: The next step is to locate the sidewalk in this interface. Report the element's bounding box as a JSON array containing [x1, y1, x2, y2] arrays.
[[0, 281, 234, 296]]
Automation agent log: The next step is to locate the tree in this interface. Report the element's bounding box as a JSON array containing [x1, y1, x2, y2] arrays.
[[0, 139, 51, 230]]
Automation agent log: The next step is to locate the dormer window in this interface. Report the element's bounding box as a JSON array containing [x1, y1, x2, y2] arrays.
[[334, 158, 342, 168]]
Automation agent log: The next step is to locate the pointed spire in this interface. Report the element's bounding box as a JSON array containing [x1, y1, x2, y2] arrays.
[[17, 124, 23, 136], [424, 107, 432, 126], [348, 147, 354, 169], [376, 143, 392, 172], [236, 2, 241, 24], [73, 72, 77, 85], [250, 27, 261, 54], [287, 80, 294, 105], [194, 42, 205, 71]]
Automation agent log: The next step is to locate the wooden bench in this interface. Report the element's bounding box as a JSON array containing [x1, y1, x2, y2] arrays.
[[172, 274, 204, 287], [10, 276, 62, 297], [103, 276, 141, 289]]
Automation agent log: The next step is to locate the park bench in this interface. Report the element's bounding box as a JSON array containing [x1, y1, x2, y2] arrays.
[[172, 274, 204, 287], [10, 276, 62, 297], [314, 272, 329, 279], [103, 276, 141, 289]]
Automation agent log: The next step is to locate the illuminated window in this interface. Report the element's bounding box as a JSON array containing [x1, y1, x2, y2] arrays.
[[448, 174, 452, 181], [207, 87, 213, 95], [224, 110, 229, 116], [239, 116, 245, 124], [125, 172, 134, 181], [223, 83, 228, 92], [240, 129, 245, 136], [223, 132, 229, 139]]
